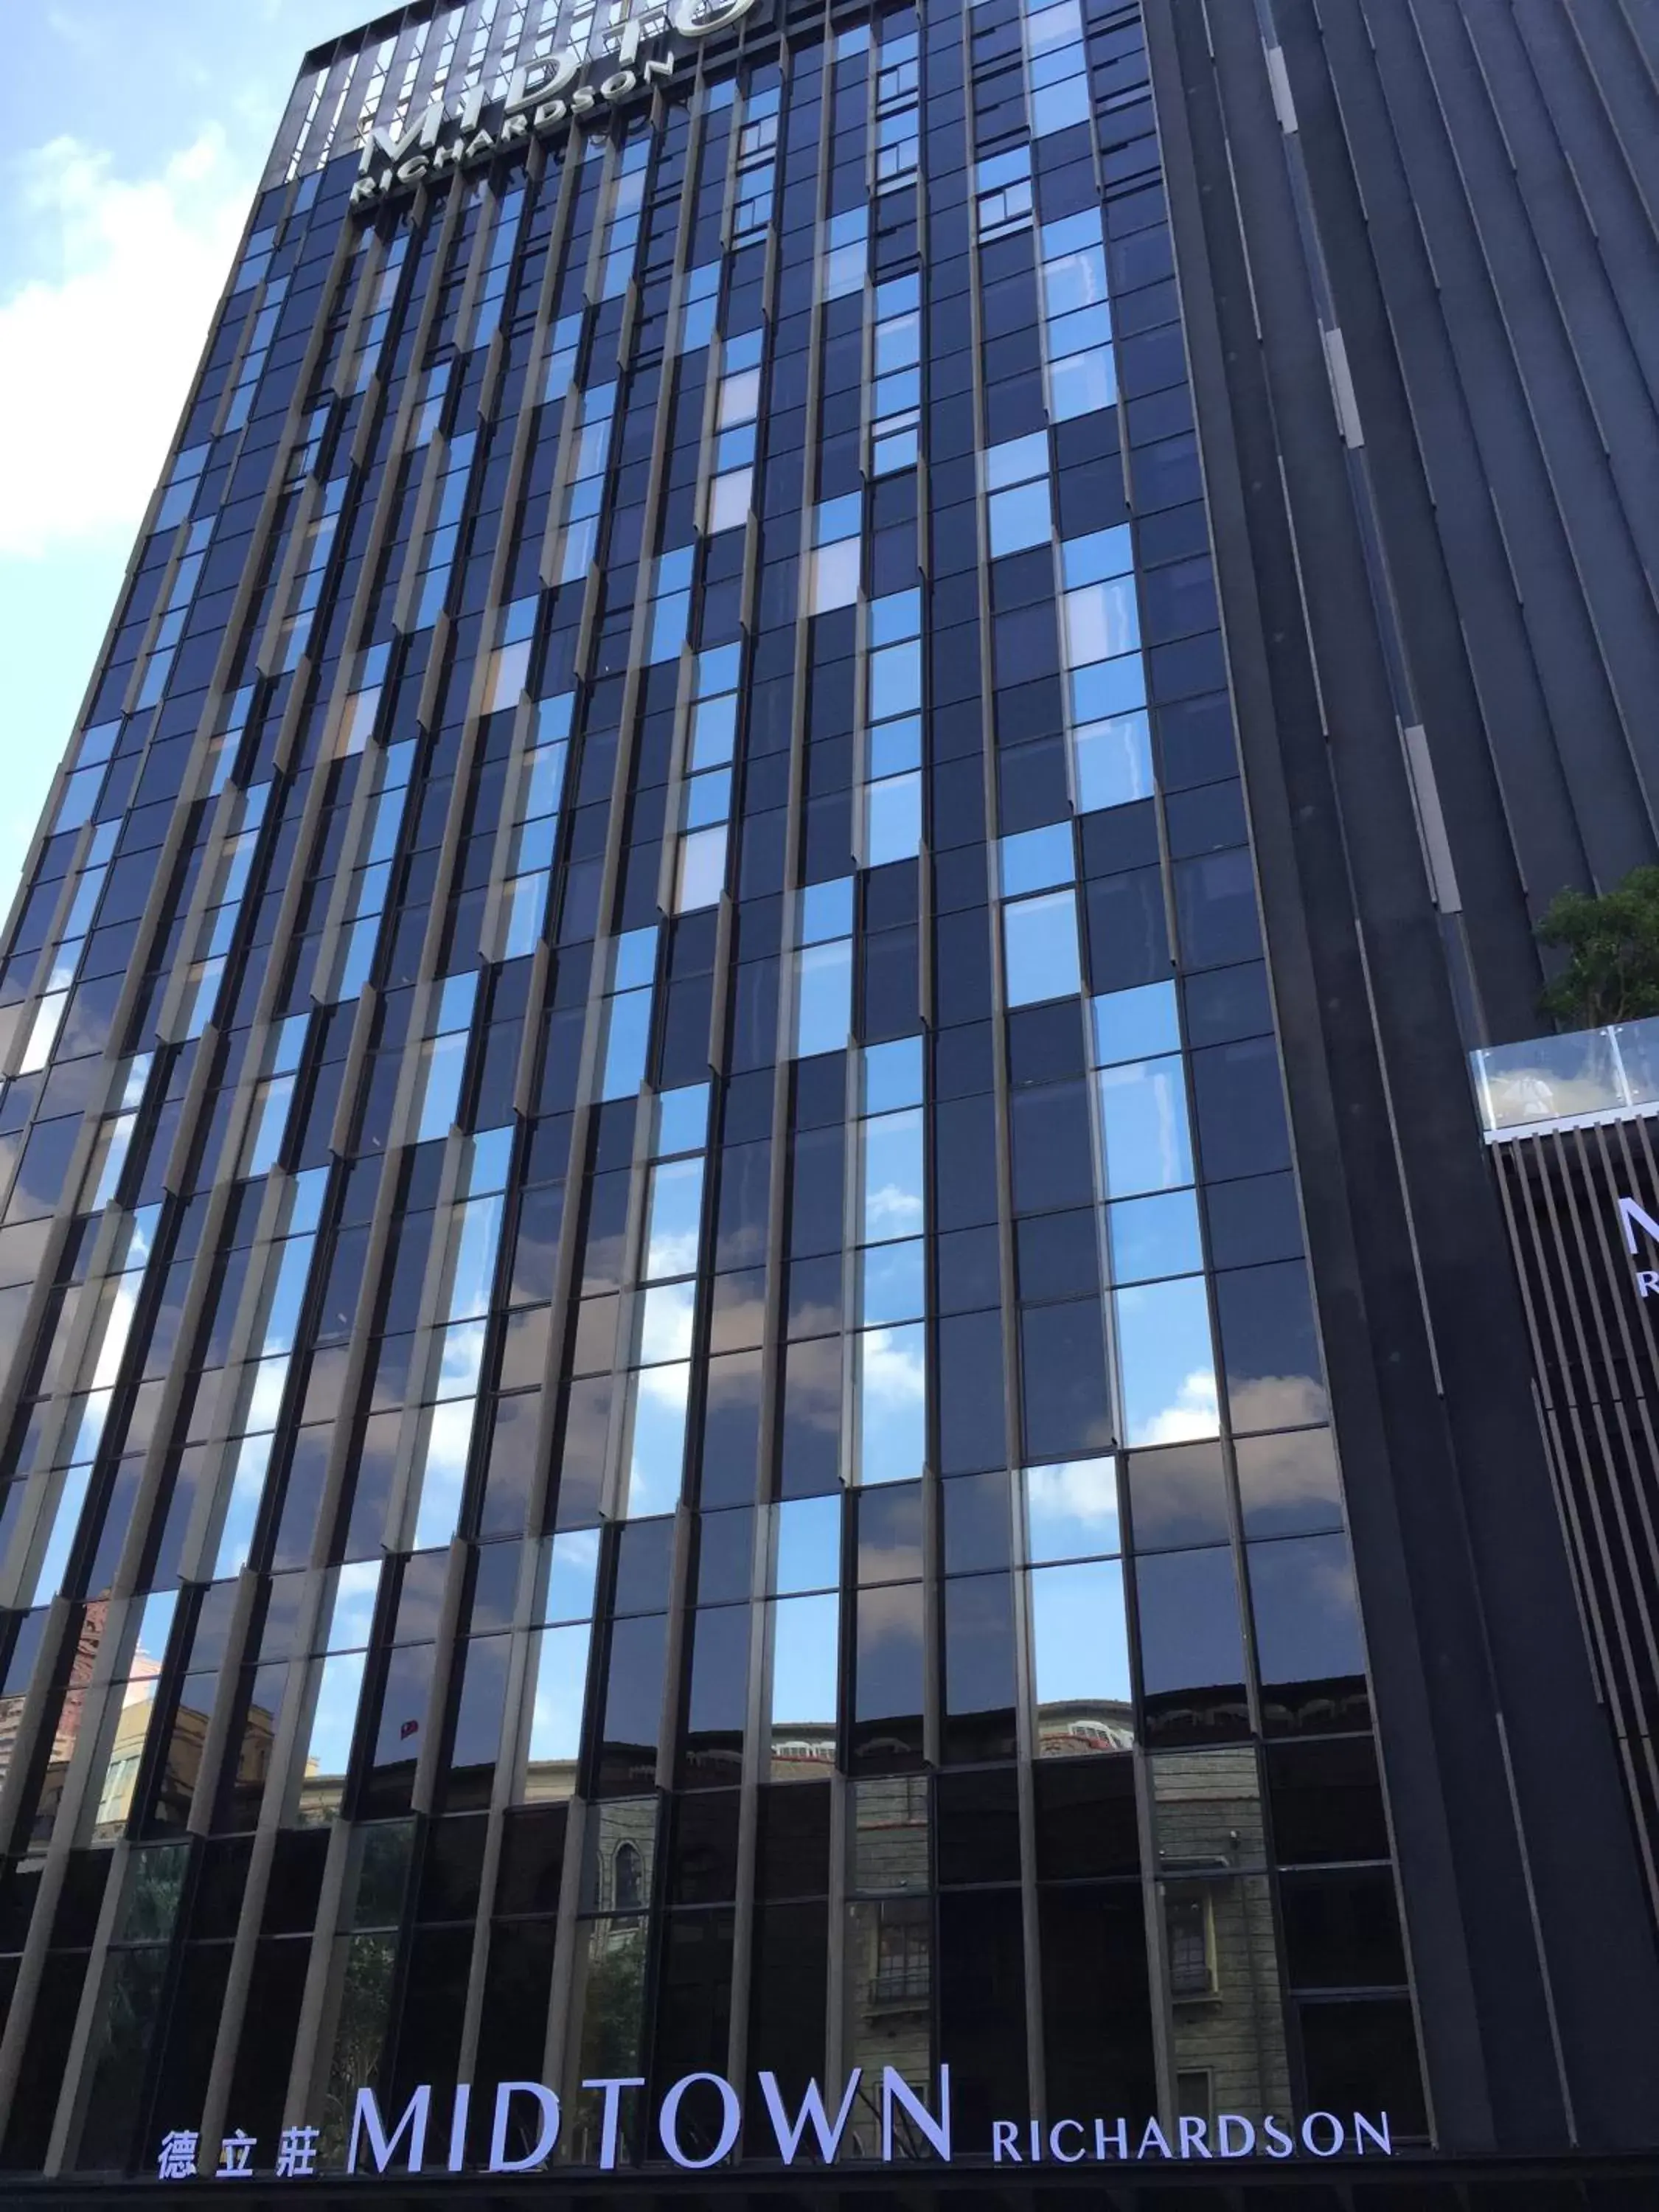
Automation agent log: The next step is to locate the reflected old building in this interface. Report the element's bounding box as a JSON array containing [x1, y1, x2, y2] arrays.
[[3, 0, 1659, 2196], [1152, 1749, 1290, 2129]]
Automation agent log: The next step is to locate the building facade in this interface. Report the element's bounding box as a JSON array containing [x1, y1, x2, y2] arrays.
[[3, 0, 1659, 2202]]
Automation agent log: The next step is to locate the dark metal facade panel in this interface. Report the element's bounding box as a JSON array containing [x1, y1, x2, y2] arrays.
[[1234, 0, 1659, 1047], [1144, 0, 1659, 2154]]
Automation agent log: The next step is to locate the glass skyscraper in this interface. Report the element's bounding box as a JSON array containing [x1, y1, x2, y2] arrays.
[[5, 0, 1659, 2199]]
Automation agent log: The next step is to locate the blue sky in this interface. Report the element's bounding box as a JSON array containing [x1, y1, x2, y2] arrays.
[[0, 0, 372, 916]]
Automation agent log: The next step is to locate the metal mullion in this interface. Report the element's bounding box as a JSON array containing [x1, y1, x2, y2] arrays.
[[378, 22, 431, 146], [39, 1823, 138, 2175], [151, 776, 267, 1046], [188, 1586, 337, 2169], [299, 53, 356, 180], [412, 7, 458, 117], [755, 37, 833, 1545], [513, 222, 689, 1551], [174, 1175, 313, 1587], [265, 65, 327, 193], [0, 1203, 132, 1613], [731, 38, 827, 1938]]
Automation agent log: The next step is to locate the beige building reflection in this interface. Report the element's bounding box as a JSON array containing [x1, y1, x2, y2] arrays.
[[1035, 1695, 1135, 1756], [1151, 1747, 1291, 2126], [843, 1776, 931, 2160]]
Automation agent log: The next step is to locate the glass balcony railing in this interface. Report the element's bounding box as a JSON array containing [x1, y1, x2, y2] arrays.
[[1472, 1015, 1659, 1135]]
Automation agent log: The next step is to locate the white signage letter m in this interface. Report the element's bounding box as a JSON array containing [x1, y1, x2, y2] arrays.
[[349, 2084, 431, 2174], [1618, 1194, 1659, 1256]]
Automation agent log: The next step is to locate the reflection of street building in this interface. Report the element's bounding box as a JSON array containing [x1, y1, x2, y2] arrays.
[[29, 1601, 109, 1855], [1034, 1697, 1135, 1758], [557, 1799, 658, 2166], [1152, 1748, 1291, 2127], [769, 1717, 835, 1784], [522, 1754, 577, 1804], [844, 1777, 931, 2159], [91, 1664, 164, 1838]]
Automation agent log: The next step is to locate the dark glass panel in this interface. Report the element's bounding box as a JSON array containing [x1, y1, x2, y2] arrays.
[[1250, 1533, 1369, 1736], [52, 1851, 112, 1946], [942, 1469, 1012, 1575], [852, 1579, 924, 1771], [74, 1944, 171, 2170], [361, 1642, 435, 1818], [1265, 1736, 1388, 1866], [669, 1791, 740, 1905], [700, 1349, 763, 1506], [936, 1766, 1020, 1884], [555, 1374, 613, 1526], [1034, 1757, 1141, 1879], [942, 1573, 1017, 1762], [1, 1952, 89, 2168], [1235, 1428, 1343, 1540], [1016, 1206, 1100, 1301], [1134, 1546, 1248, 1745], [756, 1781, 831, 1897], [614, 1517, 675, 1614], [597, 1613, 668, 1795], [1214, 1259, 1327, 1436], [748, 1899, 828, 2109], [1127, 1439, 1229, 1551], [695, 1507, 754, 1604], [1040, 1884, 1158, 2127], [857, 1482, 923, 1585], [648, 1909, 735, 2141], [1280, 1866, 1408, 1990], [387, 1924, 471, 2108], [1205, 1169, 1301, 1269], [1009, 1080, 1093, 1213], [780, 1335, 842, 1496], [937, 1888, 1026, 2141], [1019, 1299, 1112, 1462], [937, 1309, 1006, 1475], [682, 1605, 749, 1788], [416, 1814, 487, 1922], [495, 1805, 568, 1916], [443, 1635, 509, 1814], [474, 1920, 558, 2158], [192, 1837, 251, 1938], [1295, 1997, 1427, 2137]]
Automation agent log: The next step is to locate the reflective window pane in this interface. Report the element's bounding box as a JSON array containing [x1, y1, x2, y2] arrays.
[[1029, 1559, 1133, 1753]]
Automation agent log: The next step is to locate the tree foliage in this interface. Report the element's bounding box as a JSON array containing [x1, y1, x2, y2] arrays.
[[1537, 866, 1659, 1029]]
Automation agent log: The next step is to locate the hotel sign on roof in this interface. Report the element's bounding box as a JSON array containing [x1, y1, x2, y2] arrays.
[[349, 0, 760, 206]]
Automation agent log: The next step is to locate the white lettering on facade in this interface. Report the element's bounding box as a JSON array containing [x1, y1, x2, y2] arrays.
[[881, 2065, 951, 2163], [658, 2074, 742, 2169], [757, 2069, 862, 2163], [184, 2081, 1395, 2177], [487, 2083, 560, 2172], [347, 2085, 429, 2174], [351, 0, 760, 207]]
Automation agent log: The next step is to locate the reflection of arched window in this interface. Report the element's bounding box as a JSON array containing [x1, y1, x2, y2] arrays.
[[613, 1840, 643, 1911]]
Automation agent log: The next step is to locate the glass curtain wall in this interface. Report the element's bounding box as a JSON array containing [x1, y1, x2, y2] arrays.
[[0, 0, 1421, 2178]]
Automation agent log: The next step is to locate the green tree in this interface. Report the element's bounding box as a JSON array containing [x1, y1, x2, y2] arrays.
[[1537, 866, 1659, 1028]]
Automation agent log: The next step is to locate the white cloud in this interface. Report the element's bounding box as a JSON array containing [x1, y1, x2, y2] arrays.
[[0, 128, 251, 559], [1138, 1364, 1222, 1446]]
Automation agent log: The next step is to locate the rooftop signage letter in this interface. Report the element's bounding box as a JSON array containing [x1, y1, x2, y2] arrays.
[[1617, 1192, 1659, 1298], [350, 0, 759, 206]]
